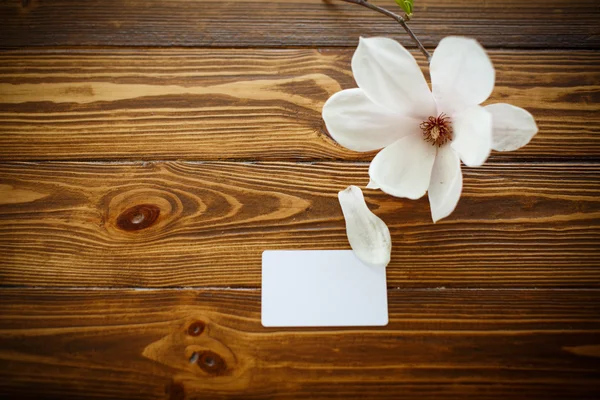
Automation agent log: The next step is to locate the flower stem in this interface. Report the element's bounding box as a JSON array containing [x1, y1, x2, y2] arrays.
[[337, 0, 431, 62]]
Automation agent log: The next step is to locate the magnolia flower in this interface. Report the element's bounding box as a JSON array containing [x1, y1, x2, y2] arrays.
[[324, 36, 538, 222]]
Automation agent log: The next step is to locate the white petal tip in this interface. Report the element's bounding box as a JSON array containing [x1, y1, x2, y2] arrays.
[[430, 211, 448, 224], [365, 179, 380, 190], [486, 103, 539, 152], [430, 211, 444, 224], [338, 186, 391, 268]]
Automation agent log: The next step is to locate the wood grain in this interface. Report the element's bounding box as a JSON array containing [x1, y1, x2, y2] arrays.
[[1, 0, 599, 49], [1, 161, 598, 288], [1, 49, 598, 162], [1, 288, 599, 399], [2, 0, 599, 398]]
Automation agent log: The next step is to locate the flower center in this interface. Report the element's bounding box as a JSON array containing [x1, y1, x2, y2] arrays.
[[420, 113, 453, 147]]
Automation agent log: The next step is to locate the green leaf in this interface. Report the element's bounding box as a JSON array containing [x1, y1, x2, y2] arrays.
[[394, 0, 413, 17]]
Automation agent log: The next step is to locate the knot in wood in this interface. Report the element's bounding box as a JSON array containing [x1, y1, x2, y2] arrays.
[[116, 204, 160, 231], [196, 351, 227, 375], [187, 321, 205, 337]]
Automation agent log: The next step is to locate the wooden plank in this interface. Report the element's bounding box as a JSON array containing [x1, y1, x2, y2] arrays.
[[0, 49, 598, 162], [0, 288, 599, 399], [2, 0, 599, 49], [1, 161, 598, 288]]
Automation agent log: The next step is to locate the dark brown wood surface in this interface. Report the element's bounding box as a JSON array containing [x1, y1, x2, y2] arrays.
[[1, 289, 599, 399], [1, 49, 598, 161], [1, 0, 599, 49], [1, 161, 599, 288], [1, 0, 599, 398]]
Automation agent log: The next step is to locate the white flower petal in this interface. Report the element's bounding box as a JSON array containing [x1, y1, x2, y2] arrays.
[[338, 185, 391, 268], [352, 37, 436, 119], [369, 134, 437, 200], [366, 179, 380, 190], [485, 103, 539, 152], [431, 36, 495, 113], [322, 88, 422, 152], [428, 146, 463, 223], [451, 106, 493, 167]]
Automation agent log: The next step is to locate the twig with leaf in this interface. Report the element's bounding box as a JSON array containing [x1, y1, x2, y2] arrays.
[[336, 0, 431, 61]]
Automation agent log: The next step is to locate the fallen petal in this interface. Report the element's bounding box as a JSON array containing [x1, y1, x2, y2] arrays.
[[485, 103, 539, 152], [338, 186, 391, 268]]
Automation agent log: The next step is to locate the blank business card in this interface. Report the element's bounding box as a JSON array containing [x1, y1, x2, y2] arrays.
[[261, 250, 388, 327]]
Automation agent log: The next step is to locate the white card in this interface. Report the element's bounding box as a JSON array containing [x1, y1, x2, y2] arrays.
[[261, 250, 388, 327]]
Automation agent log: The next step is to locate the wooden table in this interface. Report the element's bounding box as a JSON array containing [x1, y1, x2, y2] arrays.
[[1, 1, 599, 398]]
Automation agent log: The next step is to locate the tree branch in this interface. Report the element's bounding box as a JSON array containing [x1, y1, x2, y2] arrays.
[[337, 0, 431, 62]]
